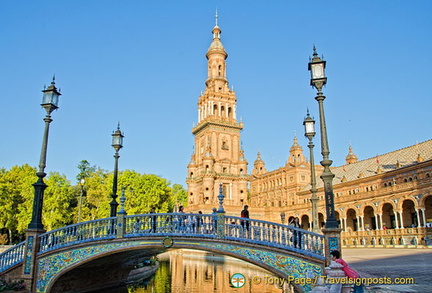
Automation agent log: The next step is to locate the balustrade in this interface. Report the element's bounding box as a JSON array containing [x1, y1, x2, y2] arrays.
[[0, 241, 25, 272], [0, 213, 326, 274], [342, 227, 429, 247], [39, 217, 116, 253]]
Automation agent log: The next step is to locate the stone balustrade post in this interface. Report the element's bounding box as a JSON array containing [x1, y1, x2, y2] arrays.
[[116, 213, 126, 238], [22, 228, 45, 292], [116, 187, 127, 238], [216, 211, 226, 238], [322, 228, 342, 266]]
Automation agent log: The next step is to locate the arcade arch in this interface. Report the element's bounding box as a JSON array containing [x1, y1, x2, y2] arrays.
[[363, 206, 376, 230]]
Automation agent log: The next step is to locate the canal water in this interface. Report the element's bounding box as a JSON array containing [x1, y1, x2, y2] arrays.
[[100, 249, 290, 293]]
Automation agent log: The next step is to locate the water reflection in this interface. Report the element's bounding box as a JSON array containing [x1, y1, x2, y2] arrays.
[[127, 249, 290, 293]]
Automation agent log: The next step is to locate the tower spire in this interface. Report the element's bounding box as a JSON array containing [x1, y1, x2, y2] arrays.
[[215, 9, 218, 26], [187, 17, 248, 212]]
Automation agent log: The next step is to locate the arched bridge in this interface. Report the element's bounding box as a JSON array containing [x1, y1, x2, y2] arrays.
[[0, 213, 325, 292]]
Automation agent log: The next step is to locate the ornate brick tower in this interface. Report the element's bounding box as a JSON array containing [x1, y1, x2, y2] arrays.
[[186, 15, 248, 214]]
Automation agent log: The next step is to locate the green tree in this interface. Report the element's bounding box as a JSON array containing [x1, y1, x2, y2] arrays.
[[78, 167, 111, 221], [120, 171, 173, 214], [76, 160, 96, 182], [0, 165, 35, 243], [43, 172, 74, 230], [170, 183, 187, 211]]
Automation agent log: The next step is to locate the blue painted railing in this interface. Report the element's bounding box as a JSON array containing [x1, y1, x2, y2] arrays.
[[0, 241, 25, 272], [39, 217, 117, 253], [0, 213, 325, 273], [124, 213, 324, 258]]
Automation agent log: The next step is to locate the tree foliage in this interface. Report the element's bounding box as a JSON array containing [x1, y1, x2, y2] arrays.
[[0, 165, 34, 243], [76, 160, 96, 183], [0, 162, 187, 244]]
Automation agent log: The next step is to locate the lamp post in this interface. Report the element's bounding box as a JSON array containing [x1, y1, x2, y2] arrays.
[[110, 124, 124, 217], [303, 111, 320, 233], [308, 46, 341, 265], [308, 46, 338, 229], [28, 77, 61, 230], [78, 178, 85, 223]]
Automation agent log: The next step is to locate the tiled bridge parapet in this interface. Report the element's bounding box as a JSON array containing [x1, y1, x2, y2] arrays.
[[1, 213, 326, 292]]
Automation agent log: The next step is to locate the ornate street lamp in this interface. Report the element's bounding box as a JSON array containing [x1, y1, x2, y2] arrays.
[[303, 110, 320, 233], [28, 77, 61, 230], [110, 124, 124, 217], [308, 47, 338, 229]]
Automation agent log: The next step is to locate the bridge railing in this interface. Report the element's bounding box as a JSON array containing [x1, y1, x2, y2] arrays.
[[124, 213, 218, 238], [124, 213, 324, 258], [38, 217, 117, 253], [0, 213, 324, 269], [0, 241, 25, 272], [223, 216, 324, 257]]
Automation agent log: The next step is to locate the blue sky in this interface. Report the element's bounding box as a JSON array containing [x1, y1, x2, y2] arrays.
[[1, 1, 431, 187]]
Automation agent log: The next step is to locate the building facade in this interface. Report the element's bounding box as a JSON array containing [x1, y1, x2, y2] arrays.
[[186, 19, 432, 246]]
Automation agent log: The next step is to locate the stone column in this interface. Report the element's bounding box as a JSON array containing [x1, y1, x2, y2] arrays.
[[394, 212, 399, 229], [322, 228, 342, 266], [397, 211, 403, 229], [340, 218, 346, 231], [378, 214, 383, 230], [421, 208, 426, 227], [374, 215, 379, 231], [116, 213, 126, 238], [216, 212, 225, 239], [359, 216, 364, 231], [356, 216, 361, 231], [416, 209, 421, 227], [22, 228, 46, 292]]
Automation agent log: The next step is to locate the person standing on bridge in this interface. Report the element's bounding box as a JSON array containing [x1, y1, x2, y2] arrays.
[[212, 207, 217, 233], [240, 205, 250, 236], [150, 207, 157, 233], [289, 217, 302, 249]]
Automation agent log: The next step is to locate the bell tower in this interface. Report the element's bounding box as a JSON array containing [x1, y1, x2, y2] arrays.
[[187, 14, 248, 214]]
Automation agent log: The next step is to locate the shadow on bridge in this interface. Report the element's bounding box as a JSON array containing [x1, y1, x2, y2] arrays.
[[0, 213, 325, 292]]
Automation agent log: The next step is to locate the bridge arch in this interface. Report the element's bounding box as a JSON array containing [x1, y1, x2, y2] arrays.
[[1, 213, 325, 292], [42, 237, 324, 293]]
